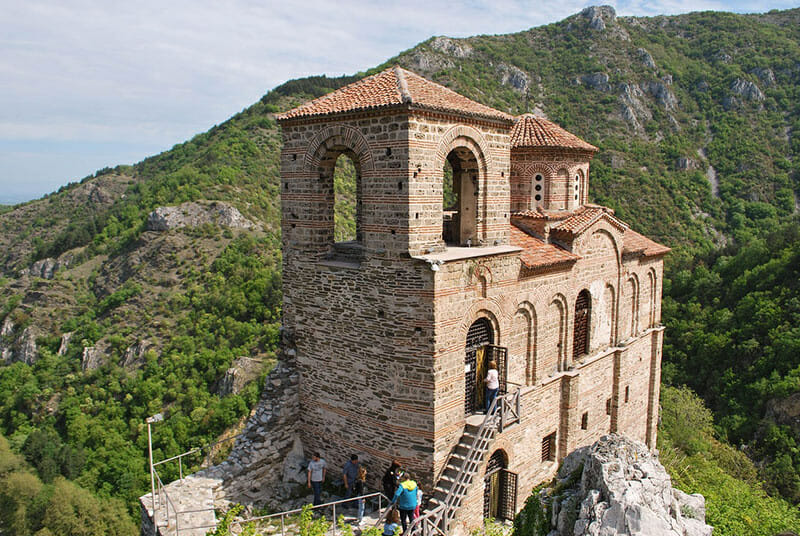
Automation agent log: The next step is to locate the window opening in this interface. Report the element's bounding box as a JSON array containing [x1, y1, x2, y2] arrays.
[[573, 290, 591, 360], [542, 432, 556, 462], [443, 147, 479, 246], [581, 412, 589, 430], [333, 154, 358, 243]]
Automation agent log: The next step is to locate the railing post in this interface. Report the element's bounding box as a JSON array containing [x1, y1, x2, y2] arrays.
[[281, 513, 285, 536], [332, 503, 337, 536], [179, 456, 183, 481]]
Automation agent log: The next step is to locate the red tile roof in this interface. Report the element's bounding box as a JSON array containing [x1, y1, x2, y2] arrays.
[[511, 114, 598, 151], [623, 229, 671, 258], [277, 67, 514, 122], [551, 205, 627, 236], [510, 224, 579, 271]]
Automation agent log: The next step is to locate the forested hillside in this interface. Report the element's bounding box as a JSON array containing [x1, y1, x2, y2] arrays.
[[1, 5, 799, 534]]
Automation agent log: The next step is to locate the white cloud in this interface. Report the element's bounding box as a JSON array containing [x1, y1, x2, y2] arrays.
[[0, 0, 795, 200]]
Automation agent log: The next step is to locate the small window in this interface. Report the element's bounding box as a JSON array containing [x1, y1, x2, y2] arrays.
[[575, 185, 579, 191], [581, 412, 588, 430], [606, 398, 612, 415], [535, 174, 543, 182], [535, 194, 542, 201], [575, 195, 579, 200], [535, 184, 542, 191], [625, 385, 630, 403], [542, 432, 556, 462]]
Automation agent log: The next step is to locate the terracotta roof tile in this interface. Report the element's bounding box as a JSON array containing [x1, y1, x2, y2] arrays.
[[623, 229, 671, 258], [276, 67, 514, 122], [511, 114, 598, 151], [510, 224, 579, 271], [551, 205, 626, 236]]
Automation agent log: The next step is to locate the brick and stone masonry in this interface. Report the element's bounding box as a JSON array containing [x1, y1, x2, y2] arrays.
[[274, 66, 669, 533]]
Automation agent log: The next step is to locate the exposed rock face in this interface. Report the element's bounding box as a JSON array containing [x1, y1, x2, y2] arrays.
[[430, 36, 473, 58], [581, 6, 616, 31], [731, 78, 765, 101], [724, 78, 765, 110], [217, 356, 266, 396], [146, 201, 255, 232], [496, 63, 530, 93], [57, 331, 73, 356], [541, 434, 712, 536], [579, 73, 612, 92], [81, 346, 103, 371], [122, 340, 152, 369], [0, 317, 13, 337], [642, 80, 678, 111], [637, 48, 656, 69], [676, 157, 698, 170], [2, 325, 39, 365], [26, 253, 72, 279], [750, 67, 776, 87]]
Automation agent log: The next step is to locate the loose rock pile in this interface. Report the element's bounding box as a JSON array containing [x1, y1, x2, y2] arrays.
[[541, 434, 712, 536]]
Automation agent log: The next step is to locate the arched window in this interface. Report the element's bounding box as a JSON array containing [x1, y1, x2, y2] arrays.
[[318, 147, 362, 249], [573, 290, 591, 359], [443, 147, 479, 246]]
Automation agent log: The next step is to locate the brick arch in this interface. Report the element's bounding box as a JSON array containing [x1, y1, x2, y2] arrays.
[[512, 301, 538, 385], [549, 293, 569, 372], [588, 228, 622, 272], [482, 442, 513, 476], [625, 274, 640, 338], [646, 268, 658, 328], [459, 301, 505, 347], [434, 124, 493, 174], [303, 124, 375, 175]]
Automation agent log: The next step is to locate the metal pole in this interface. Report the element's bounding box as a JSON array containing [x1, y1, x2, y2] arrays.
[[332, 503, 336, 536], [280, 514, 285, 536], [148, 422, 157, 528], [179, 456, 183, 481]]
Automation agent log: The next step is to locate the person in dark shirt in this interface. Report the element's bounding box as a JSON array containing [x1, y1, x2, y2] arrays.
[[343, 454, 360, 506], [382, 460, 401, 499]]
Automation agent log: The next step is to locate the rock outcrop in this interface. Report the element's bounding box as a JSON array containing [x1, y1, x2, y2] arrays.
[[146, 201, 256, 232], [539, 434, 712, 536]]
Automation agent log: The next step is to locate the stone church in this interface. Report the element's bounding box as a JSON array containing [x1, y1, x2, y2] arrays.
[[276, 66, 668, 533]]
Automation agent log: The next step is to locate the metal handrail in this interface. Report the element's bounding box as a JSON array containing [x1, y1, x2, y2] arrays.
[[232, 491, 393, 536], [408, 385, 523, 535]]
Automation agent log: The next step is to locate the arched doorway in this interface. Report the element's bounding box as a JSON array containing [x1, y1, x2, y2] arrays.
[[573, 289, 591, 360], [443, 147, 479, 246], [465, 318, 494, 416], [483, 449, 517, 521]]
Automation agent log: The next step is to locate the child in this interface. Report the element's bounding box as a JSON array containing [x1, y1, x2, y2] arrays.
[[414, 484, 423, 519], [354, 466, 367, 525], [383, 508, 401, 536]]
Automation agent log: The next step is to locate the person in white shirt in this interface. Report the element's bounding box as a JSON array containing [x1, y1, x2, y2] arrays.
[[484, 360, 500, 413]]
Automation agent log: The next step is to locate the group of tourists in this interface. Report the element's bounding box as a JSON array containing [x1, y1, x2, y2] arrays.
[[306, 454, 422, 533]]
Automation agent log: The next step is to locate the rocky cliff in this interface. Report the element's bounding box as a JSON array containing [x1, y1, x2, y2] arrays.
[[539, 435, 712, 536]]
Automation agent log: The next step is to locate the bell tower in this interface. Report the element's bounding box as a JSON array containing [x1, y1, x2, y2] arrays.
[[276, 67, 514, 484]]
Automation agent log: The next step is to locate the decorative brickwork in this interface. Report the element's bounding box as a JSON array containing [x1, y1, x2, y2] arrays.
[[276, 68, 668, 534]]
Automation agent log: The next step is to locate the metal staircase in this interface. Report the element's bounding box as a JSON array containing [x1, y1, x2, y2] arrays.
[[404, 386, 521, 535]]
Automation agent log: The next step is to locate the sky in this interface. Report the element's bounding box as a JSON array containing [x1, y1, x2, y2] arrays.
[[1, 0, 797, 204]]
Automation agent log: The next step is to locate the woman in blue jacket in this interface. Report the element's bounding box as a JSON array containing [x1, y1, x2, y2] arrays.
[[392, 472, 419, 533]]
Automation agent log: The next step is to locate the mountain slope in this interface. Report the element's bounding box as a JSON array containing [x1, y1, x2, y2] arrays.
[[0, 6, 799, 529]]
